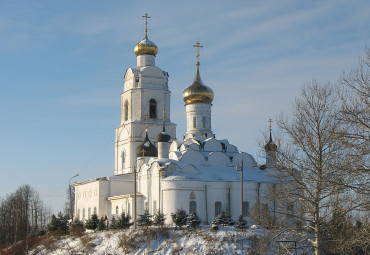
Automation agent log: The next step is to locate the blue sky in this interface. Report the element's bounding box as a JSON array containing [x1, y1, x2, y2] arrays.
[[1, 0, 369, 213]]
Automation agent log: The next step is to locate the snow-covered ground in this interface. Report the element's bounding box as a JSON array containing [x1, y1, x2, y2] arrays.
[[31, 227, 273, 254]]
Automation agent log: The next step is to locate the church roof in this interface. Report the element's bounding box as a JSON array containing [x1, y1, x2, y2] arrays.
[[154, 158, 276, 183]]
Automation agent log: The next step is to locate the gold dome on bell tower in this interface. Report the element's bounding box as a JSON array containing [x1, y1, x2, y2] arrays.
[[183, 42, 214, 105], [133, 13, 158, 56]]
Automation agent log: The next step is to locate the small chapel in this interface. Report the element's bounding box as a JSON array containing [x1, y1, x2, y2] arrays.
[[73, 14, 280, 225]]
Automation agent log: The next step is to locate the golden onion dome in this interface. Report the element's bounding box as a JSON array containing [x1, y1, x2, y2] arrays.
[[183, 64, 214, 104], [134, 37, 158, 56]]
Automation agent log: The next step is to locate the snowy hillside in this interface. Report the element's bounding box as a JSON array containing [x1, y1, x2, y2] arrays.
[[30, 227, 272, 254]]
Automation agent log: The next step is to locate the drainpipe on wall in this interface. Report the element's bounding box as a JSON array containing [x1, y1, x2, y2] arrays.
[[205, 185, 208, 223]]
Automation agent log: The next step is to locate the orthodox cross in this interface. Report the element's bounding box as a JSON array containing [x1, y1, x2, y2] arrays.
[[193, 41, 203, 64], [141, 148, 145, 158], [268, 119, 273, 141], [142, 13, 151, 38]]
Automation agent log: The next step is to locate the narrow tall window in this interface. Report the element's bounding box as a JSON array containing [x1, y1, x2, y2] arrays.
[[215, 201, 222, 217], [149, 99, 157, 118], [121, 151, 125, 169], [77, 209, 80, 220], [202, 116, 206, 128], [124, 101, 128, 121], [116, 206, 119, 215], [93, 207, 97, 215], [189, 201, 197, 214], [82, 208, 85, 220], [242, 201, 249, 216], [127, 203, 131, 216], [193, 116, 196, 128], [88, 208, 91, 218]]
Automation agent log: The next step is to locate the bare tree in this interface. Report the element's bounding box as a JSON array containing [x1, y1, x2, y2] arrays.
[[273, 82, 367, 255], [0, 184, 50, 247], [337, 48, 370, 193]]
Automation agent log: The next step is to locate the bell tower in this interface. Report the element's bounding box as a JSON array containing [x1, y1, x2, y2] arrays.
[[114, 14, 176, 175]]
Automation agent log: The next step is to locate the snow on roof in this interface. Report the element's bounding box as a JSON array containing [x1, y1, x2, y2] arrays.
[[163, 165, 276, 183], [73, 174, 133, 186]]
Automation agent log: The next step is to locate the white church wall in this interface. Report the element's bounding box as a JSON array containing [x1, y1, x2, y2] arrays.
[[98, 181, 110, 218], [205, 182, 232, 222], [162, 180, 206, 223], [75, 180, 111, 221]]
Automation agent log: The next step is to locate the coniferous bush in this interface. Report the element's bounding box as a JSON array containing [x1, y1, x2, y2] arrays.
[[110, 216, 117, 230], [137, 210, 153, 228], [97, 217, 106, 231], [225, 212, 235, 226], [85, 213, 99, 230], [47, 212, 69, 234], [171, 209, 188, 229], [117, 212, 132, 229], [153, 211, 166, 227], [234, 215, 247, 230], [187, 212, 201, 229]]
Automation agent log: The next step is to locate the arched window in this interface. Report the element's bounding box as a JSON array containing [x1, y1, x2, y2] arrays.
[[202, 116, 206, 128], [149, 99, 157, 118], [242, 201, 249, 216], [215, 201, 222, 217], [121, 151, 125, 169], [93, 207, 97, 215], [115, 206, 119, 215], [189, 191, 196, 200], [124, 101, 128, 121], [82, 208, 85, 220], [189, 201, 197, 214], [193, 116, 196, 128], [88, 208, 91, 218]]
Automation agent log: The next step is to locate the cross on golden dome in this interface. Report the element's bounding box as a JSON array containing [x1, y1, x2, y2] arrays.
[[142, 13, 151, 38], [193, 41, 203, 65]]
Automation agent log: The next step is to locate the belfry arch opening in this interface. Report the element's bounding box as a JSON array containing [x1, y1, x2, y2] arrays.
[[149, 99, 157, 118]]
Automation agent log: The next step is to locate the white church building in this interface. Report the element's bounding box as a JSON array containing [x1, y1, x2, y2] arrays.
[[73, 16, 280, 225]]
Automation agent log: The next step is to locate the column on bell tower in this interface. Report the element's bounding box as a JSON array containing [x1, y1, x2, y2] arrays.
[[183, 42, 214, 140]]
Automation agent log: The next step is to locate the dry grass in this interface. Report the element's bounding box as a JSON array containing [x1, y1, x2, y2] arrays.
[[70, 226, 85, 237], [117, 231, 141, 253], [79, 234, 95, 249]]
